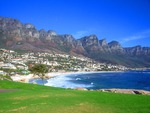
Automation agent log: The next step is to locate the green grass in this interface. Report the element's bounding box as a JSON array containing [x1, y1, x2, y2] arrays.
[[0, 80, 150, 113]]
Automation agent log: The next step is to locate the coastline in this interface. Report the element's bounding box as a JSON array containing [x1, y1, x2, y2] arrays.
[[10, 71, 124, 83], [10, 71, 95, 83], [10, 71, 150, 95]]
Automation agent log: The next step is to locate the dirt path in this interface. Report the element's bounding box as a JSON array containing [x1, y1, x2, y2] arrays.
[[0, 89, 18, 93]]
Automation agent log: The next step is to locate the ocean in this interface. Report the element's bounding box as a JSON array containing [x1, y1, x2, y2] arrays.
[[29, 70, 150, 91]]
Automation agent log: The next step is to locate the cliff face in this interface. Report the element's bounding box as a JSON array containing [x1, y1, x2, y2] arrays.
[[79, 35, 125, 53], [124, 46, 150, 56], [0, 17, 85, 53], [79, 35, 150, 67], [0, 17, 150, 67]]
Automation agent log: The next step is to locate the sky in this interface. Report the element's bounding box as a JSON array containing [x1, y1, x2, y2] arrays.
[[0, 0, 150, 47]]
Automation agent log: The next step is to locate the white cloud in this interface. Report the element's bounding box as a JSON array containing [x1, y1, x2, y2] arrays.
[[121, 29, 150, 43]]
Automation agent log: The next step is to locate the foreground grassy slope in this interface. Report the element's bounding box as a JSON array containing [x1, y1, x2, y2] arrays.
[[0, 81, 150, 113]]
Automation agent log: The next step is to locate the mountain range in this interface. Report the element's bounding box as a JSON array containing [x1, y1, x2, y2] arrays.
[[0, 16, 150, 67]]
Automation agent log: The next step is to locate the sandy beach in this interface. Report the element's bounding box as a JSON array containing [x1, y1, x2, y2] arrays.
[[10, 71, 124, 83], [10, 71, 97, 83]]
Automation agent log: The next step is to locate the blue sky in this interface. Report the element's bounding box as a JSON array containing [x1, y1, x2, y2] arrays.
[[0, 0, 150, 47]]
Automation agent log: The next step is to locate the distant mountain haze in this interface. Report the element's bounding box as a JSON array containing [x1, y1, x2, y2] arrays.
[[0, 17, 150, 67]]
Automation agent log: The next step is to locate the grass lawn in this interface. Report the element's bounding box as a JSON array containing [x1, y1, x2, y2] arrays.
[[0, 80, 150, 113]]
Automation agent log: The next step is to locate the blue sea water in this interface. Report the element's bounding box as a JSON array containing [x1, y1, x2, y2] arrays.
[[29, 70, 150, 91]]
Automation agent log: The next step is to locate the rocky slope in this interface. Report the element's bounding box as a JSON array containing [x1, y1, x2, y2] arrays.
[[0, 17, 150, 67]]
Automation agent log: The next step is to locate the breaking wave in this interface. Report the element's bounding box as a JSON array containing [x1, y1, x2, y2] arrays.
[[45, 74, 93, 89], [29, 70, 150, 91]]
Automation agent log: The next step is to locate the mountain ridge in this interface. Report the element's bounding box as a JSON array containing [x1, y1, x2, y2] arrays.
[[0, 16, 150, 67]]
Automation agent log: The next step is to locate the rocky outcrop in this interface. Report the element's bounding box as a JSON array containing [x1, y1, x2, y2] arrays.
[[62, 34, 76, 47], [80, 35, 100, 47], [99, 89, 150, 95], [108, 41, 123, 50], [108, 41, 124, 53], [79, 35, 124, 53], [99, 39, 107, 46], [124, 46, 150, 56], [75, 87, 88, 91], [47, 30, 57, 36], [39, 29, 57, 41]]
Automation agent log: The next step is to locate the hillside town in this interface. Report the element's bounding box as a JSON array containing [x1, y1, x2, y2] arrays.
[[0, 48, 128, 77]]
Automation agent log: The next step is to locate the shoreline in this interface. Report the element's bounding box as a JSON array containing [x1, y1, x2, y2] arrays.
[[10, 71, 125, 83], [10, 71, 150, 95]]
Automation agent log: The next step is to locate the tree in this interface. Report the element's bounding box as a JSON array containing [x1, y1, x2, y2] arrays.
[[30, 64, 48, 85], [2, 69, 16, 76], [0, 68, 16, 81], [0, 74, 12, 81]]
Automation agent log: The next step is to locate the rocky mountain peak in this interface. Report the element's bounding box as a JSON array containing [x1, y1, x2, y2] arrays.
[[24, 23, 35, 29], [108, 41, 123, 51], [124, 45, 150, 56], [108, 41, 121, 47], [62, 34, 75, 46], [88, 34, 98, 39], [39, 29, 47, 39], [99, 39, 107, 46], [47, 30, 57, 36], [80, 34, 99, 47], [0, 17, 22, 28]]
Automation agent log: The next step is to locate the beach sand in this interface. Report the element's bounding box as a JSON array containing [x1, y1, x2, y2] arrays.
[[11, 71, 123, 83], [10, 71, 93, 83]]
